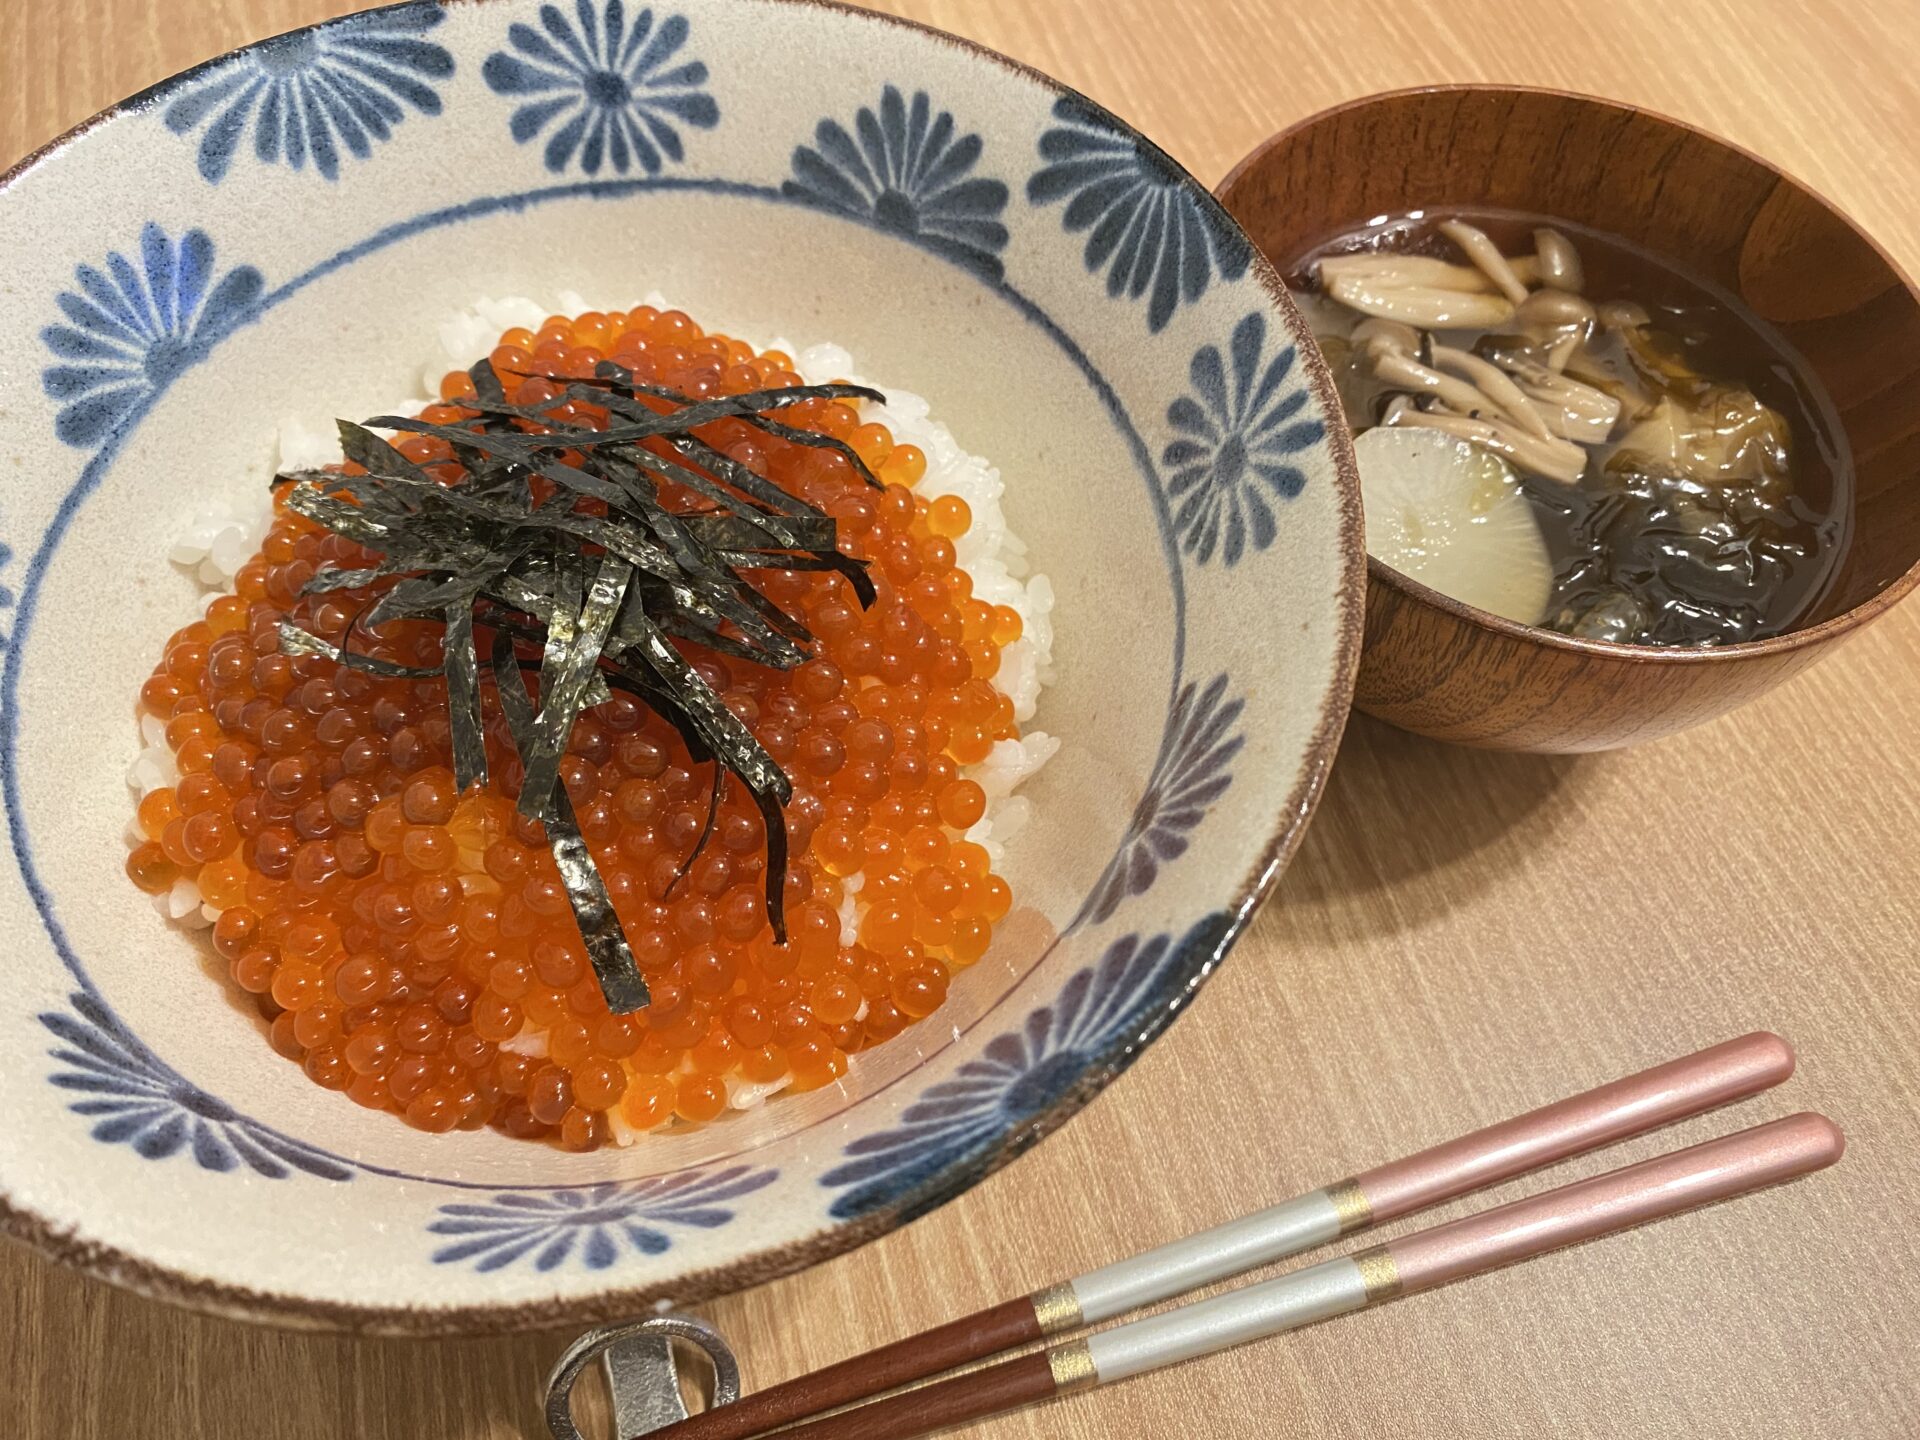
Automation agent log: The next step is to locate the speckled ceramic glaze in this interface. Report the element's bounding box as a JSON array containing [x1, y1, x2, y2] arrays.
[[0, 0, 1362, 1334]]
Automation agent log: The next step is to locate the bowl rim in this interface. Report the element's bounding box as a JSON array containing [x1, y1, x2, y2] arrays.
[[0, 0, 1367, 1334], [1217, 80, 1920, 667]]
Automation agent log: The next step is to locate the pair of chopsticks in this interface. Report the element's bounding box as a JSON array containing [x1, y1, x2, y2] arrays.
[[657, 1034, 1839, 1440]]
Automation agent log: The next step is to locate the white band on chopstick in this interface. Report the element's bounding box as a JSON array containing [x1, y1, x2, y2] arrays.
[[1083, 1255, 1378, 1383], [1068, 1187, 1350, 1326], [1074, 1113, 1841, 1393]]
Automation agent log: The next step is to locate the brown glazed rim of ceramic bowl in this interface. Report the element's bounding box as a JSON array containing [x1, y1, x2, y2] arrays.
[[1219, 82, 1920, 668], [0, 0, 1365, 1336]]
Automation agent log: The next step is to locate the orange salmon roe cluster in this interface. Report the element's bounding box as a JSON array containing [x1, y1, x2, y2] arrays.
[[125, 304, 1025, 1149]]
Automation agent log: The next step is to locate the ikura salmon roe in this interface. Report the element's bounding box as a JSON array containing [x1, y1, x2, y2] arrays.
[[126, 307, 1030, 1149]]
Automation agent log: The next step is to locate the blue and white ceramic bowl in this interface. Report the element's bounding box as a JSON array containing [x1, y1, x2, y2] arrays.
[[0, 0, 1362, 1332]]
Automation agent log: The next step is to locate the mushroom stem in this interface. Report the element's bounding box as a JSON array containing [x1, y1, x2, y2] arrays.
[[1384, 405, 1588, 485], [1487, 349, 1623, 425], [1378, 393, 1422, 426], [1524, 393, 1616, 444], [1533, 228, 1585, 292], [1326, 273, 1518, 328], [1564, 366, 1655, 425], [1317, 254, 1502, 292], [1439, 219, 1532, 305], [1369, 349, 1504, 418], [1546, 334, 1581, 372], [1513, 287, 1596, 336], [1429, 345, 1554, 439]]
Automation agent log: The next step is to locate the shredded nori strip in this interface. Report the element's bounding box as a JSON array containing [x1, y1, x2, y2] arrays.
[[488, 628, 648, 1014], [275, 363, 878, 1013], [590, 368, 889, 490], [666, 761, 729, 899], [441, 598, 487, 791], [277, 621, 442, 679], [519, 551, 631, 820]]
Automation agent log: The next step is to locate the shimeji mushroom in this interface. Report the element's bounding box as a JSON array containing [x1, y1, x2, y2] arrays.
[[1368, 346, 1498, 417], [1317, 253, 1540, 292], [1359, 330, 1586, 482], [1533, 227, 1585, 292], [1302, 214, 1778, 488], [1428, 345, 1555, 439], [1357, 324, 1551, 442], [1351, 317, 1422, 353], [1383, 405, 1588, 485], [1476, 343, 1624, 442], [1380, 393, 1421, 426], [1325, 271, 1519, 328], [1510, 288, 1597, 372], [1545, 334, 1583, 373], [1439, 218, 1533, 304], [1316, 243, 1546, 327]]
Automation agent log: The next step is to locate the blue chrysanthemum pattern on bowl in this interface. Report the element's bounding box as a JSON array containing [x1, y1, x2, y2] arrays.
[[37, 993, 352, 1181], [484, 1, 719, 176], [1163, 312, 1324, 567], [1028, 95, 1250, 333], [162, 3, 453, 183], [0, 539, 16, 653], [821, 913, 1232, 1221], [1080, 673, 1245, 927], [783, 85, 1010, 281], [39, 223, 264, 450], [427, 1166, 777, 1271]]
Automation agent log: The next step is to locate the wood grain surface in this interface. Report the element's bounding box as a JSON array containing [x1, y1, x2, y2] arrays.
[[5, 2, 1918, 1436]]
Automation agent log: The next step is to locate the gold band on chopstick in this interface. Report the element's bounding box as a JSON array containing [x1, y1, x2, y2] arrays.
[[1047, 1339, 1099, 1395], [1030, 1281, 1085, 1335], [1351, 1244, 1403, 1303], [1325, 1176, 1374, 1234]]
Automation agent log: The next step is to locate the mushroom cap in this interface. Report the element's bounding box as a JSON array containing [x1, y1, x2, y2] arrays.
[[1513, 287, 1597, 338], [1533, 227, 1586, 292]]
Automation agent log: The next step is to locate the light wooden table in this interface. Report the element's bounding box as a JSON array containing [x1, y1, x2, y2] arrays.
[[6, 1, 1918, 1436]]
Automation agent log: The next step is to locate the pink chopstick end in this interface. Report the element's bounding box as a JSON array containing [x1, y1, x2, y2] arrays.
[[1355, 1032, 1798, 1223], [1742, 1031, 1797, 1087], [1786, 1109, 1844, 1166], [1385, 1111, 1843, 1295]]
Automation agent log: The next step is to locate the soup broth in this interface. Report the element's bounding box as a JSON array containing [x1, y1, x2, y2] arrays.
[[1290, 210, 1851, 646]]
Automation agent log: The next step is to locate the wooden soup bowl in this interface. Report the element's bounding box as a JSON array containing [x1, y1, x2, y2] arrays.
[[1218, 85, 1920, 751]]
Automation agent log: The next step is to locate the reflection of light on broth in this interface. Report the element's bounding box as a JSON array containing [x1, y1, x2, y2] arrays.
[[1294, 211, 1849, 646]]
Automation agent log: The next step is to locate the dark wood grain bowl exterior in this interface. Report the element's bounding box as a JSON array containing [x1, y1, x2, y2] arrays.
[[1217, 85, 1920, 751]]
